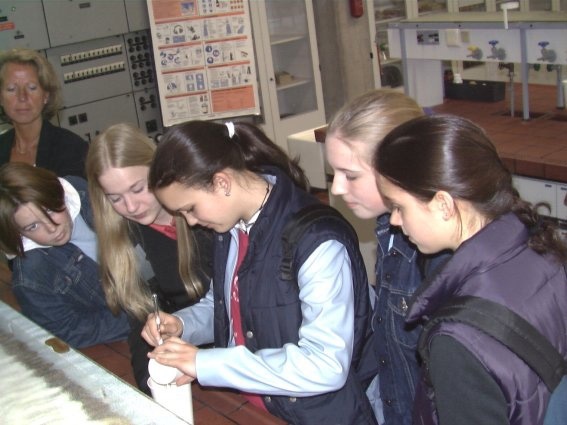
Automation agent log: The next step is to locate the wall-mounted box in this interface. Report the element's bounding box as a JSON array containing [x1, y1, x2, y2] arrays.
[[0, 0, 49, 50], [43, 0, 129, 47]]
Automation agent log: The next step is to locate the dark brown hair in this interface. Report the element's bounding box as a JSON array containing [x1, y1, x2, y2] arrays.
[[149, 121, 308, 191], [374, 114, 567, 261], [0, 163, 65, 256]]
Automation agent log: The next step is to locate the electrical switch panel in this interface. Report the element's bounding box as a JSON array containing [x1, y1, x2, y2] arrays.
[[47, 29, 161, 138], [63, 61, 127, 84], [46, 35, 133, 107], [60, 45, 123, 65]]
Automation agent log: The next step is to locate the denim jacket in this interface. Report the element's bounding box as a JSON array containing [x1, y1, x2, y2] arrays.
[[371, 214, 449, 425], [10, 176, 130, 348]]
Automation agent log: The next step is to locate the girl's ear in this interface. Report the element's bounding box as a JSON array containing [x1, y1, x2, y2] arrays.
[[433, 190, 456, 221], [213, 172, 231, 196]]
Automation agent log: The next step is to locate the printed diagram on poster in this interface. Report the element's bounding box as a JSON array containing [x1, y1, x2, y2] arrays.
[[147, 0, 260, 126]]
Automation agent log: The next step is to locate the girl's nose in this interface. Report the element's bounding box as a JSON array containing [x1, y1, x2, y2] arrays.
[[123, 195, 138, 213], [330, 175, 346, 196], [44, 221, 57, 233], [181, 211, 198, 227], [389, 210, 402, 227]]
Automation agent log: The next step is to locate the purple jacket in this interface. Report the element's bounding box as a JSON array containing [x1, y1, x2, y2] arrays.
[[407, 213, 567, 425]]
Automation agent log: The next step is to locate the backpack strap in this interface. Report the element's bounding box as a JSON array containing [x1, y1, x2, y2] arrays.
[[281, 204, 356, 281], [418, 295, 567, 391]]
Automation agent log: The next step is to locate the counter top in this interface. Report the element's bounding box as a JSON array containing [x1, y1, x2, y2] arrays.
[[0, 264, 286, 425], [0, 300, 191, 425], [309, 93, 567, 185], [314, 127, 567, 184], [431, 89, 567, 185]]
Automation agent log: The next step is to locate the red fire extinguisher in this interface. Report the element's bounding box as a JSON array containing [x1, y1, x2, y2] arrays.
[[349, 0, 363, 18]]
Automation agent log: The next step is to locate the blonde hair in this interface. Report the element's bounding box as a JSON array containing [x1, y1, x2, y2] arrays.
[[326, 89, 424, 164], [0, 48, 62, 121], [86, 123, 206, 320]]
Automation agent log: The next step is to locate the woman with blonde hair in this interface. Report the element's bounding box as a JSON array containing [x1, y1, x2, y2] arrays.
[[0, 48, 87, 177], [86, 122, 212, 395]]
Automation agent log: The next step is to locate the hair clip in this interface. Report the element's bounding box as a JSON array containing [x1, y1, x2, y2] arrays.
[[225, 121, 235, 138]]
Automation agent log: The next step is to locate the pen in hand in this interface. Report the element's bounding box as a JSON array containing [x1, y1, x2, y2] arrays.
[[151, 293, 164, 345]]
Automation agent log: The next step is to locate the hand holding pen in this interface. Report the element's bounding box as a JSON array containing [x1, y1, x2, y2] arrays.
[[141, 303, 184, 347], [152, 293, 164, 345]]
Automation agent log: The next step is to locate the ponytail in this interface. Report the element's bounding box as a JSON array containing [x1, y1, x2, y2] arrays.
[[150, 120, 309, 191], [512, 197, 567, 262]]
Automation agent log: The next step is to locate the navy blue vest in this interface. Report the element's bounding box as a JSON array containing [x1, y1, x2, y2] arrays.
[[212, 167, 376, 425]]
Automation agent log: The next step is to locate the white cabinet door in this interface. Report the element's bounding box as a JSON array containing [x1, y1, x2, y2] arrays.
[[249, 0, 325, 151]]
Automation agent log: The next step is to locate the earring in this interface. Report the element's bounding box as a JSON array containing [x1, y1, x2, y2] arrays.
[[225, 190, 230, 197]]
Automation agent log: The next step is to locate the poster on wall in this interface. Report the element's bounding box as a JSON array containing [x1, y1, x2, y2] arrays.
[[147, 0, 260, 127]]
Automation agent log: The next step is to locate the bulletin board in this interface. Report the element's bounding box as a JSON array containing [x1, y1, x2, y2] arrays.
[[146, 0, 260, 127]]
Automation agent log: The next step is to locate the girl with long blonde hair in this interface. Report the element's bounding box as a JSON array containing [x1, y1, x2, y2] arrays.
[[86, 122, 212, 395]]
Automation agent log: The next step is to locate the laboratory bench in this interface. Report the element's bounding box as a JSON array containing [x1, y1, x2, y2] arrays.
[[0, 263, 285, 425]]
